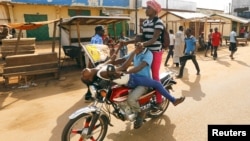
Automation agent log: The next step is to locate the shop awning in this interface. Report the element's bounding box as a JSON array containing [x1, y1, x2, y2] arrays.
[[59, 15, 130, 26], [8, 19, 59, 30]]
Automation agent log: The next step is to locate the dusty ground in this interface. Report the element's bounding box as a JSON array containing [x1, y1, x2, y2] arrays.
[[0, 41, 250, 141]]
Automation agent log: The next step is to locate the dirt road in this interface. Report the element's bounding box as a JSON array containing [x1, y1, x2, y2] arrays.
[[1, 42, 250, 141]]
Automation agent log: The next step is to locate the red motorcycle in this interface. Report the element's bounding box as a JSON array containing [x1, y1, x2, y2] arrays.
[[61, 72, 176, 141]]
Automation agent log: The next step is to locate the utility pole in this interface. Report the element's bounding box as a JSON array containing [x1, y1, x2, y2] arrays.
[[135, 0, 138, 35], [229, 3, 231, 14], [166, 0, 168, 30]]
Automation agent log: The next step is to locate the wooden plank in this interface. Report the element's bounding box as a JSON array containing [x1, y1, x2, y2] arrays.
[[1, 49, 35, 53], [3, 68, 59, 77], [2, 50, 35, 56], [1, 38, 36, 58], [237, 38, 248, 45], [2, 38, 35, 45], [2, 52, 59, 85], [5, 52, 58, 66], [3, 61, 58, 73], [2, 49, 35, 53], [1, 45, 35, 50], [2, 41, 35, 46]]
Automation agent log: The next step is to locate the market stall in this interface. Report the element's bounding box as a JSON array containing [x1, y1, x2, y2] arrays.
[[59, 15, 131, 68], [2, 19, 60, 85]]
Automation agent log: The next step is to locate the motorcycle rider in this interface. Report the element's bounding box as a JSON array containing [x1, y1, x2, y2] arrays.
[[81, 43, 185, 129]]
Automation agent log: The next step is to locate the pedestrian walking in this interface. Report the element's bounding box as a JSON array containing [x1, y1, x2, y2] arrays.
[[176, 28, 200, 78], [198, 32, 206, 49], [204, 28, 213, 57], [211, 27, 222, 60], [229, 27, 238, 60], [164, 29, 175, 66], [173, 26, 185, 67], [240, 27, 245, 38]]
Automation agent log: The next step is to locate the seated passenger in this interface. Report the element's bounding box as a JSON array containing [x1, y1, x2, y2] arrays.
[[81, 43, 185, 129]]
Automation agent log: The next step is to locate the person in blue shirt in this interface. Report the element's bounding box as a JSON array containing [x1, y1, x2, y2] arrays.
[[176, 28, 200, 78], [91, 25, 105, 44], [118, 32, 130, 58]]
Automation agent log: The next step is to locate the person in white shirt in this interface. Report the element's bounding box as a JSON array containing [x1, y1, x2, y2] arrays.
[[229, 27, 237, 60], [164, 29, 175, 66], [173, 26, 185, 67]]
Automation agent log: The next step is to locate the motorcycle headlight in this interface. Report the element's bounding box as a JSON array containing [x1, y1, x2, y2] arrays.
[[99, 89, 107, 98]]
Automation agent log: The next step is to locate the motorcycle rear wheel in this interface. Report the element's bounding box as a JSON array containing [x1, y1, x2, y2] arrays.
[[148, 97, 170, 118], [61, 113, 108, 141]]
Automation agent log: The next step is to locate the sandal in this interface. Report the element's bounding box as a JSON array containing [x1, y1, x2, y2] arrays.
[[173, 97, 185, 106]]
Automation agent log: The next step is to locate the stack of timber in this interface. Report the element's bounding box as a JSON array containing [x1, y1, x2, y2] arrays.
[[1, 38, 36, 59], [2, 52, 59, 85]]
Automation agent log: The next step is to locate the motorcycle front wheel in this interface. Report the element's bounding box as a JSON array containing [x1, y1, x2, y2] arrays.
[[61, 113, 108, 141]]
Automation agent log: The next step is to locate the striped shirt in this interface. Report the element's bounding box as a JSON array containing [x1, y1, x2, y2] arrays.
[[142, 17, 164, 51]]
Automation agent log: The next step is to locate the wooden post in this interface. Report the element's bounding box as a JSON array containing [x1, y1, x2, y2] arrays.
[[194, 19, 197, 37], [69, 24, 72, 45], [76, 20, 81, 46], [76, 20, 83, 68], [171, 21, 174, 32], [204, 18, 207, 42], [52, 21, 58, 53], [14, 29, 22, 55], [58, 18, 62, 70], [112, 23, 116, 40], [222, 23, 224, 45], [122, 21, 125, 36], [219, 18, 222, 32]]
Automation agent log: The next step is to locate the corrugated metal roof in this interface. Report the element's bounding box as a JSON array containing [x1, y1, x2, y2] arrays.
[[210, 13, 250, 24], [169, 11, 209, 20], [8, 19, 59, 30], [60, 16, 130, 26]]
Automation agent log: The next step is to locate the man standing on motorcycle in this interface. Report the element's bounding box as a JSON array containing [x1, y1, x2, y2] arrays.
[[120, 0, 165, 109], [81, 43, 185, 129]]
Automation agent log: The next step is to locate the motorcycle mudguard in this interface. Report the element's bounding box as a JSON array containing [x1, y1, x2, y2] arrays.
[[160, 72, 176, 86], [68, 106, 112, 127], [69, 106, 98, 119]]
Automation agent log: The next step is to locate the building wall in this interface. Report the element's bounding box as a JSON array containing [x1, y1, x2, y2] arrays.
[[10, 4, 60, 38], [6, 3, 132, 39], [167, 14, 183, 33], [209, 15, 234, 37], [232, 0, 250, 17], [11, 0, 130, 7], [166, 13, 234, 40], [3, 0, 199, 38], [0, 5, 9, 24]]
